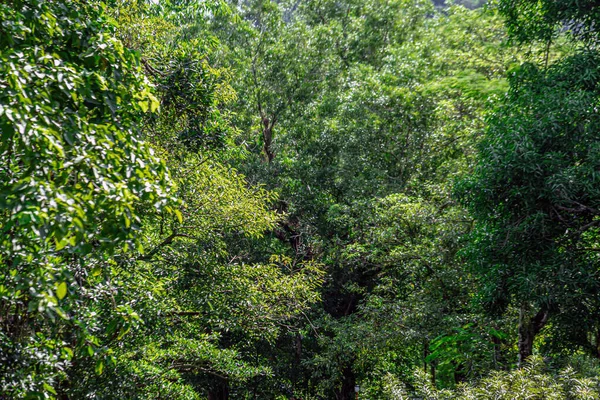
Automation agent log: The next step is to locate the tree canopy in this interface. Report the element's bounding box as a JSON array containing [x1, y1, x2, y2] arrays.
[[2, 0, 600, 399]]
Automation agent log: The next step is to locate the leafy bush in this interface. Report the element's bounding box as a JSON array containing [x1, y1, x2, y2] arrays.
[[385, 356, 600, 400]]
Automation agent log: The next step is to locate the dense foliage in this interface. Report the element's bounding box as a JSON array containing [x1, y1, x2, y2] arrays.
[[0, 0, 169, 396], [1, 0, 600, 399]]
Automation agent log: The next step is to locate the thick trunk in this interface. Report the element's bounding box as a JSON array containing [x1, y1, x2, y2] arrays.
[[208, 383, 229, 400], [517, 304, 549, 367], [335, 366, 356, 400], [596, 329, 600, 359], [293, 333, 302, 390], [518, 319, 535, 366], [423, 339, 428, 374], [262, 116, 275, 163], [491, 334, 507, 370], [422, 339, 437, 386]]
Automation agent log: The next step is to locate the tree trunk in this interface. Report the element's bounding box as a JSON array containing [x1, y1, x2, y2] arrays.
[[491, 333, 507, 370], [423, 339, 428, 374], [262, 117, 275, 163], [335, 366, 355, 400], [293, 333, 302, 390], [208, 383, 229, 400], [518, 304, 549, 367], [595, 328, 600, 359]]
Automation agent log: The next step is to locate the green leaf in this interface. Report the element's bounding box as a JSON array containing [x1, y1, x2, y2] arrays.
[[43, 383, 57, 395], [174, 208, 183, 223], [54, 307, 70, 320], [95, 359, 104, 375], [117, 324, 131, 340], [138, 100, 149, 112], [62, 347, 74, 359], [55, 237, 68, 251], [56, 282, 67, 300], [149, 93, 160, 113]]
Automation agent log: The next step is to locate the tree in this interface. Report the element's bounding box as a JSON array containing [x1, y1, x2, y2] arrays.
[[59, 3, 325, 398], [0, 0, 169, 397], [211, 0, 337, 164], [216, 1, 525, 397], [458, 0, 600, 365], [498, 0, 600, 44]]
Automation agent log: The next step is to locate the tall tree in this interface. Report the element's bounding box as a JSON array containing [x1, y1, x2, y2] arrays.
[[0, 0, 169, 397], [216, 1, 527, 396], [458, 0, 600, 365], [67, 3, 325, 399]]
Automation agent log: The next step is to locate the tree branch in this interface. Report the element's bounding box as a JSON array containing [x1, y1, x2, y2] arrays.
[[140, 232, 197, 261]]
